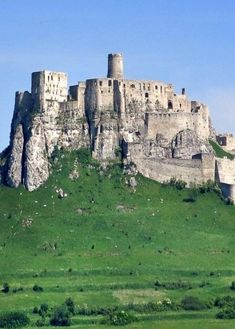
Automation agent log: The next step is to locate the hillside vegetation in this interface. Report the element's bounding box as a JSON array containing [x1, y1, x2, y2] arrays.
[[209, 140, 234, 160], [1, 150, 235, 328]]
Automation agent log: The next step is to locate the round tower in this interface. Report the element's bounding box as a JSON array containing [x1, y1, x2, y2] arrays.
[[107, 53, 123, 79]]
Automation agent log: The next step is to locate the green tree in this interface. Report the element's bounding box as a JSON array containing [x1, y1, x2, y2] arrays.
[[50, 305, 71, 326]]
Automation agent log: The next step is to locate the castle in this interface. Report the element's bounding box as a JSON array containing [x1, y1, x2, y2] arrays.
[[1, 53, 235, 201]]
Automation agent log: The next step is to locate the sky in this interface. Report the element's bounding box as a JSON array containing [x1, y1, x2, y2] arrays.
[[0, 0, 235, 150]]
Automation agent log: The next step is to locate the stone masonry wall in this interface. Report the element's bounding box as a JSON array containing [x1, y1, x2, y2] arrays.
[[130, 154, 215, 186], [146, 109, 210, 143]]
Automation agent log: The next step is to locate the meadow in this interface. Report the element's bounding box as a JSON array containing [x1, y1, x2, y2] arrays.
[[0, 149, 235, 328]]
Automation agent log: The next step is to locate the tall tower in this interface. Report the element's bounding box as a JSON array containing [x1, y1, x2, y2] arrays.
[[107, 53, 124, 79]]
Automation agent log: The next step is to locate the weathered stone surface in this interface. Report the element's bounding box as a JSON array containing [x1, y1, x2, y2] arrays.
[[6, 124, 24, 187], [23, 117, 49, 191], [171, 129, 213, 159]]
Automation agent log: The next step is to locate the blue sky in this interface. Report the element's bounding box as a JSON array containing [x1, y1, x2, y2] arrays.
[[0, 0, 235, 150]]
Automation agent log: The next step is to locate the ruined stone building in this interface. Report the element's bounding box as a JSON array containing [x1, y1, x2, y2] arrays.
[[1, 53, 235, 201]]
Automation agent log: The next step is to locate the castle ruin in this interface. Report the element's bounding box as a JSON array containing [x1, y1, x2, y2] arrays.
[[1, 53, 235, 201]]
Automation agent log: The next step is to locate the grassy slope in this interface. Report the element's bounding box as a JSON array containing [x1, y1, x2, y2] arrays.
[[209, 140, 234, 160], [1, 150, 235, 328]]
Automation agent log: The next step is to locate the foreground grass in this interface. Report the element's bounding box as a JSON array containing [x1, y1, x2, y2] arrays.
[[1, 150, 235, 327]]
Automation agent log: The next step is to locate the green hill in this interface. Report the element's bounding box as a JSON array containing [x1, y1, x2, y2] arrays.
[[1, 150, 235, 328]]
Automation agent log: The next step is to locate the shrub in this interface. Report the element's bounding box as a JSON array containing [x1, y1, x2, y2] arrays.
[[33, 307, 39, 314], [231, 282, 235, 290], [216, 307, 235, 319], [32, 285, 43, 292], [2, 283, 10, 294], [76, 148, 92, 165], [50, 305, 71, 326], [181, 296, 207, 311], [64, 298, 75, 315], [107, 310, 136, 326], [0, 311, 30, 328], [155, 280, 192, 290], [168, 178, 186, 190], [199, 180, 221, 195], [38, 304, 49, 317], [35, 318, 46, 327], [12, 287, 23, 294], [214, 296, 235, 308], [114, 146, 122, 158]]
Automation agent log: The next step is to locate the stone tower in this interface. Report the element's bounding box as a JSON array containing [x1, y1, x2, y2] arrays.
[[107, 53, 123, 79]]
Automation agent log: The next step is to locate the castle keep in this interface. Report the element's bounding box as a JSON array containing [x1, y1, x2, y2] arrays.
[[2, 53, 235, 201]]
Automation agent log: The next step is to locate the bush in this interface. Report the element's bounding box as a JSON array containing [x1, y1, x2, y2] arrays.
[[114, 146, 122, 158], [199, 180, 221, 195], [231, 282, 235, 290], [107, 310, 136, 326], [32, 285, 43, 292], [214, 296, 235, 308], [32, 307, 39, 314], [155, 280, 192, 290], [38, 304, 49, 317], [12, 287, 23, 294], [2, 283, 10, 293], [181, 296, 207, 311], [216, 307, 235, 319], [50, 305, 71, 326], [35, 318, 46, 327], [0, 311, 30, 328], [76, 148, 92, 165], [168, 178, 186, 190], [64, 298, 75, 315]]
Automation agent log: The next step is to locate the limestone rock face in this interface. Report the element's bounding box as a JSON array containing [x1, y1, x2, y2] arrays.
[[4, 88, 90, 190], [23, 117, 49, 191], [171, 129, 212, 159], [91, 117, 119, 160], [6, 124, 24, 187]]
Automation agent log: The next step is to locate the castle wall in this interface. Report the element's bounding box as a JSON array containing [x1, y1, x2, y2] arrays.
[[85, 78, 191, 116], [146, 109, 210, 143], [129, 150, 215, 186], [120, 80, 191, 113]]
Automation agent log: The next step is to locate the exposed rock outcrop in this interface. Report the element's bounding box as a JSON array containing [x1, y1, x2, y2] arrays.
[[7, 124, 24, 187], [23, 117, 49, 191], [171, 129, 213, 159]]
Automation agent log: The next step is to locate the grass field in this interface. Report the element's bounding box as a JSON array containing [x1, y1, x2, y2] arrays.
[[1, 150, 235, 328]]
